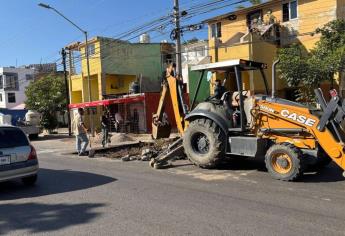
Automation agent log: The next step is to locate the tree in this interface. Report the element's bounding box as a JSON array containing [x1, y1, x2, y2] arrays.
[[184, 37, 199, 45], [277, 19, 345, 102], [313, 20, 345, 96], [277, 44, 323, 102], [25, 75, 67, 131], [249, 0, 261, 5]]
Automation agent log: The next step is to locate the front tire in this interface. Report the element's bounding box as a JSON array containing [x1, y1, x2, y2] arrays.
[[183, 119, 225, 168], [22, 174, 37, 186], [265, 144, 305, 181]]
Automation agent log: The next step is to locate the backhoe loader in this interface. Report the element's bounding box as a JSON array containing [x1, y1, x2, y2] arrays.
[[151, 59, 345, 181]]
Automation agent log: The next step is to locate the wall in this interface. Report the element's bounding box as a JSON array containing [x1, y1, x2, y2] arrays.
[[0, 67, 35, 109], [188, 68, 210, 105], [100, 40, 165, 93], [79, 41, 102, 77], [105, 74, 136, 95]]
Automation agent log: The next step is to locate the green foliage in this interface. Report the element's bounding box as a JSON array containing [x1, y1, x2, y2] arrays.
[[25, 75, 66, 131], [249, 0, 261, 5], [184, 37, 199, 45], [236, 5, 246, 9], [277, 44, 321, 102], [278, 19, 345, 102]]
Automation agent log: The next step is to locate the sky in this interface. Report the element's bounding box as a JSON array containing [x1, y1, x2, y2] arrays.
[[0, 0, 242, 68]]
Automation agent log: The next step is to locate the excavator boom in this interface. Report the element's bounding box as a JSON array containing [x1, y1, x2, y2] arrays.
[[152, 75, 187, 139]]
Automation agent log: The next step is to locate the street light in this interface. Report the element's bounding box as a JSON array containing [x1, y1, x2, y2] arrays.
[[38, 2, 93, 135]]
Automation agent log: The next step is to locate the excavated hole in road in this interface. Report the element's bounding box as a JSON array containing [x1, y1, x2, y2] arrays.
[[95, 137, 178, 160]]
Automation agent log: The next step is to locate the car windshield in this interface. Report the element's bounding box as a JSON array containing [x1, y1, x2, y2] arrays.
[[0, 127, 29, 148]]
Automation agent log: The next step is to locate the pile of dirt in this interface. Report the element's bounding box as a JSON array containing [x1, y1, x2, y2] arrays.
[[107, 147, 143, 159], [110, 133, 135, 143]]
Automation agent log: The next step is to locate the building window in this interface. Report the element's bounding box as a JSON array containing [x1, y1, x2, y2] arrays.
[[8, 93, 16, 103], [87, 44, 95, 56], [283, 0, 298, 22], [0, 75, 3, 89], [0, 93, 2, 102], [4, 73, 19, 90], [26, 74, 34, 80], [211, 22, 222, 38]]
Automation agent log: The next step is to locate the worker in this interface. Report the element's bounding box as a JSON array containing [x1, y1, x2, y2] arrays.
[[114, 111, 123, 132], [73, 108, 89, 156], [101, 109, 110, 148], [213, 79, 226, 99]]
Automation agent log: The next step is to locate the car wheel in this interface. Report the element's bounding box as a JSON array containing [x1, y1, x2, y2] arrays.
[[22, 174, 37, 186]]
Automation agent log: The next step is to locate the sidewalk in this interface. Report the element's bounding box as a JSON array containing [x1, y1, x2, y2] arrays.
[[36, 128, 158, 154]]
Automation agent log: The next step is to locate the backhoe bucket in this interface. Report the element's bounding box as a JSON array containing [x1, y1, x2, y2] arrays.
[[152, 122, 171, 139]]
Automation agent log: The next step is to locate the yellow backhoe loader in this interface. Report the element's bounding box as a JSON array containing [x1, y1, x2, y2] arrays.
[[151, 59, 345, 181]]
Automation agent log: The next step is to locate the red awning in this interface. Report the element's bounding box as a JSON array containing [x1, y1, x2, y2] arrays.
[[69, 95, 145, 109]]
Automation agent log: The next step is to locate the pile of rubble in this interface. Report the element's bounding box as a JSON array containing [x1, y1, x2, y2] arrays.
[[105, 138, 179, 162]]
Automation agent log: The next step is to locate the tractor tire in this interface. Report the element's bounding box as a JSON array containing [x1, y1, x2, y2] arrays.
[[183, 118, 225, 168], [265, 143, 306, 181]]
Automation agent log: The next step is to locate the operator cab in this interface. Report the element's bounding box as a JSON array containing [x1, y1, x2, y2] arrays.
[[190, 59, 269, 132]]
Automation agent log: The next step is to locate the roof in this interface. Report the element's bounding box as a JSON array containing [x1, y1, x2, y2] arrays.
[[191, 59, 267, 71], [204, 0, 280, 23], [69, 94, 145, 109], [66, 36, 174, 50]]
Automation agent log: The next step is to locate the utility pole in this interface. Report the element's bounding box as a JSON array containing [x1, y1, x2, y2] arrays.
[[174, 0, 182, 78], [38, 3, 93, 136], [61, 48, 72, 136]]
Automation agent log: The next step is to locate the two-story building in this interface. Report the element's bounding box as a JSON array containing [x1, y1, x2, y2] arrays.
[[205, 0, 345, 97], [66, 36, 178, 133], [0, 67, 36, 109]]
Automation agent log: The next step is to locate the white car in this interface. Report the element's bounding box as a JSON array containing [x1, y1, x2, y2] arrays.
[[0, 125, 39, 185]]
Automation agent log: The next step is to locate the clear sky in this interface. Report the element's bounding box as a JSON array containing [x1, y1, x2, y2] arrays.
[[0, 0, 242, 68]]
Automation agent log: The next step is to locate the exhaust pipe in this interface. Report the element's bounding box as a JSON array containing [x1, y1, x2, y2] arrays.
[[272, 59, 280, 98]]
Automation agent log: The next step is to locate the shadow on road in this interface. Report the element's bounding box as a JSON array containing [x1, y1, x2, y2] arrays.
[[0, 168, 116, 201], [0, 202, 105, 234], [301, 163, 345, 183], [171, 157, 345, 183]]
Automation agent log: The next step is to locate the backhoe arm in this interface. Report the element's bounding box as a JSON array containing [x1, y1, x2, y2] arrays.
[[152, 76, 187, 139]]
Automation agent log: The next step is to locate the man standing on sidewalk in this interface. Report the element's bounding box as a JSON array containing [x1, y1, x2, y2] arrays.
[[101, 109, 110, 148], [73, 108, 89, 156]]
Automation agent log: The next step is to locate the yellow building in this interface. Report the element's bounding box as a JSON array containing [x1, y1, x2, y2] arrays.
[[65, 36, 175, 131], [205, 0, 345, 97]]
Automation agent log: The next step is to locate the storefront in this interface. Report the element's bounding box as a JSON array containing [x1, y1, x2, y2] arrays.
[[69, 93, 187, 134]]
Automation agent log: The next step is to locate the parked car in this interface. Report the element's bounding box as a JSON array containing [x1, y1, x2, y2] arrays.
[[0, 125, 39, 185]]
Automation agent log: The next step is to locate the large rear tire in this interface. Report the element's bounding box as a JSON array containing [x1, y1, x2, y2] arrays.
[[183, 118, 225, 168], [265, 143, 306, 181]]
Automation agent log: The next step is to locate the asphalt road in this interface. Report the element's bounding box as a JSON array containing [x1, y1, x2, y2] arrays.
[[1, 138, 345, 236]]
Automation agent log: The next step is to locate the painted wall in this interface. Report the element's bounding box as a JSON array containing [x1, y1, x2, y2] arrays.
[[105, 74, 137, 95], [100, 40, 166, 93], [0, 67, 35, 109], [79, 41, 102, 76], [188, 68, 210, 105]]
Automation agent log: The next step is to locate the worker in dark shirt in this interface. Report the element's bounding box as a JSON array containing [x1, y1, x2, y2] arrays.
[[101, 110, 110, 148], [213, 79, 226, 100]]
